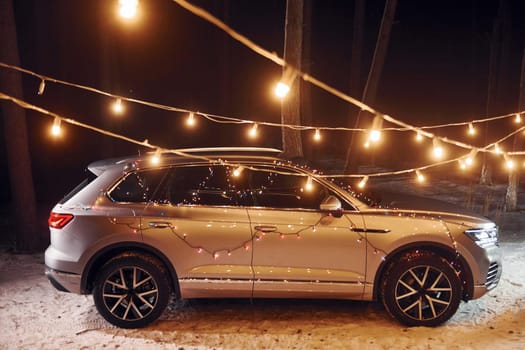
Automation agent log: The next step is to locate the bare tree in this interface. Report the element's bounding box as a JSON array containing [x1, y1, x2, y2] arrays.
[[281, 0, 304, 158], [0, 0, 39, 251], [344, 0, 398, 172]]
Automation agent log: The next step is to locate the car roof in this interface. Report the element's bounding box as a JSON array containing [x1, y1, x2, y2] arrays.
[[87, 147, 284, 175]]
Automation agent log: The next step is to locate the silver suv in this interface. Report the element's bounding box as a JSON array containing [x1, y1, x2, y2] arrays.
[[45, 148, 501, 328]]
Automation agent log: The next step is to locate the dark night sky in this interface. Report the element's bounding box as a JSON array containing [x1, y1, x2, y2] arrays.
[[2, 0, 525, 206]]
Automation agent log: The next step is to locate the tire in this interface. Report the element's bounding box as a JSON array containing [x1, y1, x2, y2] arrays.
[[381, 252, 462, 327], [92, 252, 170, 328]]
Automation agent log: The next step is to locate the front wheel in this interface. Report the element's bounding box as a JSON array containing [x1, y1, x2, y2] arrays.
[[93, 253, 170, 328], [381, 252, 462, 327]]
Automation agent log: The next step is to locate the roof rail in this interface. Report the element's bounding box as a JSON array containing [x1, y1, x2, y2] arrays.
[[174, 147, 282, 154]]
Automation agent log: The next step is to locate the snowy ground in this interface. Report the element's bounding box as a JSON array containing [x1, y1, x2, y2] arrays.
[[1, 179, 524, 349]]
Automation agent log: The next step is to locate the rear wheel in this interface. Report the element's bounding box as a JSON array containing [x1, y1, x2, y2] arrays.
[[93, 253, 170, 328], [381, 252, 462, 327]]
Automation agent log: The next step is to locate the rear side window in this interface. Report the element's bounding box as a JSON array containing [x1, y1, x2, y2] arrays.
[[109, 168, 167, 203], [58, 171, 97, 204]]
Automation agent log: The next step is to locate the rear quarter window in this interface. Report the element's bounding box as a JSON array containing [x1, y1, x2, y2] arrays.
[[109, 168, 167, 203]]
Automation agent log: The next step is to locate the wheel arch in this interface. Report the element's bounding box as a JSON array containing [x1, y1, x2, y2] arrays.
[[373, 241, 474, 302], [81, 242, 181, 298]]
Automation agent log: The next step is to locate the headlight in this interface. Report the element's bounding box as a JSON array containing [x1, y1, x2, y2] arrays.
[[464, 225, 499, 248]]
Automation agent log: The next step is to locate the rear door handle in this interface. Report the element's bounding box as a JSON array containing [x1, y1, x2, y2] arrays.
[[254, 225, 278, 233], [148, 221, 171, 229]]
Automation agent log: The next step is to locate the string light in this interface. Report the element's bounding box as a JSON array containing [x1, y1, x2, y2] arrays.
[[50, 117, 62, 137], [118, 0, 139, 19], [357, 176, 369, 189], [274, 66, 296, 99], [367, 114, 384, 143], [248, 123, 258, 138], [112, 98, 124, 114], [313, 128, 321, 142], [415, 132, 423, 142], [465, 149, 478, 166], [150, 148, 162, 165], [186, 112, 196, 127], [432, 138, 444, 159], [515, 113, 522, 124], [504, 154, 515, 170], [494, 143, 502, 154], [232, 166, 243, 177], [38, 79, 46, 95], [468, 122, 475, 136], [415, 170, 425, 183], [304, 176, 314, 191]]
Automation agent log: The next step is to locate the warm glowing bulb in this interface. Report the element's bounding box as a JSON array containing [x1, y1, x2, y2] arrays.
[[432, 138, 444, 159], [415, 132, 423, 142], [506, 159, 515, 170], [248, 123, 258, 138], [186, 112, 196, 127], [357, 176, 369, 189], [515, 114, 522, 123], [363, 140, 370, 148], [415, 170, 425, 183], [369, 129, 381, 143], [51, 117, 62, 136], [233, 166, 243, 177], [494, 143, 502, 154], [274, 82, 290, 98], [118, 0, 139, 19], [305, 177, 314, 191], [112, 98, 124, 114], [468, 123, 475, 135], [38, 79, 46, 95], [313, 129, 321, 142], [150, 149, 161, 165]]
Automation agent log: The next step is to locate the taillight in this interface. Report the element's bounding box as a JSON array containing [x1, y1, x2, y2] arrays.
[[48, 212, 74, 229]]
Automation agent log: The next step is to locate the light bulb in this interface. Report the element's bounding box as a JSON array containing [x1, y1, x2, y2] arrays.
[[304, 177, 314, 191], [432, 138, 444, 159], [248, 123, 258, 138], [112, 98, 124, 114], [415, 132, 423, 142], [369, 129, 381, 142], [515, 113, 522, 124], [494, 143, 502, 154], [274, 82, 290, 98], [504, 154, 515, 170], [186, 112, 196, 127], [465, 149, 478, 166], [38, 79, 46, 95], [51, 117, 62, 137], [357, 176, 369, 189], [150, 148, 162, 165], [468, 123, 475, 135], [233, 166, 243, 177], [313, 129, 321, 142], [415, 170, 425, 183], [118, 0, 139, 19]]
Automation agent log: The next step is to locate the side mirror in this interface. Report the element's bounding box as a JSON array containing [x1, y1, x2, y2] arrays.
[[320, 195, 343, 218]]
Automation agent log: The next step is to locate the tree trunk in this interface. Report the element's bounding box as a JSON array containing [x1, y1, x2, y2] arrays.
[[344, 0, 397, 172], [504, 47, 525, 211], [281, 0, 303, 159], [0, 0, 39, 252]]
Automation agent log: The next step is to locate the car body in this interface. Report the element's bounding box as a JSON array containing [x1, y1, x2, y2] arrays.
[[45, 148, 502, 328]]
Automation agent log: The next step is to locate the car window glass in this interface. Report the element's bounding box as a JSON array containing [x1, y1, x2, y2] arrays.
[[109, 168, 167, 203], [249, 167, 328, 209], [155, 165, 253, 207]]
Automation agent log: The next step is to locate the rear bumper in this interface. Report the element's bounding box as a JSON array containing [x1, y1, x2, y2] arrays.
[[45, 267, 82, 294]]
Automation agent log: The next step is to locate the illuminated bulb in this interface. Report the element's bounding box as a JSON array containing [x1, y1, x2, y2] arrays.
[[368, 115, 383, 143], [274, 82, 291, 98], [248, 123, 258, 138], [118, 0, 139, 19], [38, 79, 46, 95], [51, 117, 62, 136], [459, 160, 467, 170], [313, 129, 321, 142], [415, 170, 425, 183], [465, 149, 478, 166], [494, 143, 502, 154], [233, 166, 243, 177], [186, 112, 196, 127], [150, 148, 162, 165], [432, 138, 444, 159], [304, 176, 314, 191], [468, 123, 475, 135], [504, 154, 515, 170], [369, 129, 381, 142], [415, 131, 423, 142], [363, 140, 370, 148], [357, 176, 369, 189], [515, 113, 522, 124], [112, 98, 124, 114]]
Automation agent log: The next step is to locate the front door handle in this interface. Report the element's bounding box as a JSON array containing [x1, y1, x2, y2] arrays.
[[148, 221, 171, 229], [254, 225, 278, 233]]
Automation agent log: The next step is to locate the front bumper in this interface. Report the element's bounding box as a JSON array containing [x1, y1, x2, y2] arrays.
[[45, 267, 82, 294]]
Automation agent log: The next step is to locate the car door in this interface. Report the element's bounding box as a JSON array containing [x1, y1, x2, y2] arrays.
[[246, 166, 367, 298], [139, 164, 255, 298]]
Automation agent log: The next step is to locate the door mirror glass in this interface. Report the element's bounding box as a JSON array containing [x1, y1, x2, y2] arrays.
[[320, 195, 343, 217]]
